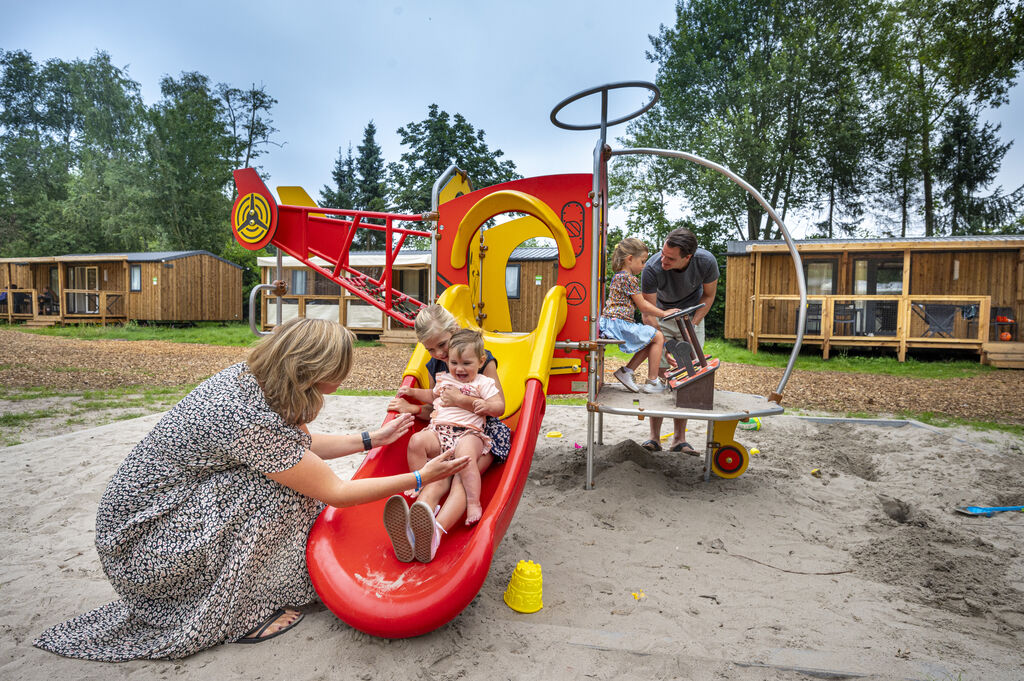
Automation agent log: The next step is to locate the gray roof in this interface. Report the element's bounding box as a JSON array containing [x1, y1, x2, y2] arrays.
[[58, 250, 243, 268], [726, 234, 1024, 255], [348, 247, 558, 261]]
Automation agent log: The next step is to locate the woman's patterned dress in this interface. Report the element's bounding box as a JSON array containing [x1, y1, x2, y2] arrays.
[[34, 363, 323, 660]]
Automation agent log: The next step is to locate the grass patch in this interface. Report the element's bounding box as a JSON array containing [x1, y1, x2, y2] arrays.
[[547, 396, 587, 406], [333, 389, 399, 397], [8, 321, 382, 348], [899, 411, 1024, 437], [603, 338, 991, 379], [0, 410, 53, 427]]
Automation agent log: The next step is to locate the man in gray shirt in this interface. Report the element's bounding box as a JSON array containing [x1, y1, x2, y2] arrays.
[[639, 227, 719, 454]]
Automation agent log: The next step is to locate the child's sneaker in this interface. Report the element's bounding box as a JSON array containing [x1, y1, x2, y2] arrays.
[[641, 378, 669, 393], [383, 495, 415, 562], [613, 366, 640, 392], [410, 500, 446, 562]]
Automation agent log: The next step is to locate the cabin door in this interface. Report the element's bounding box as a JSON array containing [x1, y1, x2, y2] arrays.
[[68, 266, 99, 314]]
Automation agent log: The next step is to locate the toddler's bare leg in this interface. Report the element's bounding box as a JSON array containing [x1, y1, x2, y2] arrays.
[[456, 436, 488, 525], [406, 430, 440, 498]]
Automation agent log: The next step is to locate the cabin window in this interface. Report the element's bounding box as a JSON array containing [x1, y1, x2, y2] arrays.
[[854, 259, 903, 294], [48, 266, 58, 293], [130, 265, 142, 291], [505, 264, 521, 299], [804, 261, 836, 295], [290, 269, 307, 295]]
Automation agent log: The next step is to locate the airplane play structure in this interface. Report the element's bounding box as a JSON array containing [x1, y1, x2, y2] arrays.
[[230, 82, 806, 638]]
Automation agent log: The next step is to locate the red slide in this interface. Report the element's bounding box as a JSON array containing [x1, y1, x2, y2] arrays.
[[305, 377, 548, 638]]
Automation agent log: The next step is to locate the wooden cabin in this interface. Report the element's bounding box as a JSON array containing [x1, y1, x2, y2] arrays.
[[0, 251, 242, 326], [257, 247, 559, 341], [724, 235, 1024, 365]]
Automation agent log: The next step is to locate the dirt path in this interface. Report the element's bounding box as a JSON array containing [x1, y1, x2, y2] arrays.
[[2, 329, 1021, 446]]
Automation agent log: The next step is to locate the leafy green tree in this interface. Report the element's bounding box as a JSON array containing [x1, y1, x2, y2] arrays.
[[218, 82, 279, 177], [354, 120, 388, 249], [145, 72, 235, 253], [935, 102, 1020, 234], [388, 104, 520, 215], [0, 49, 147, 255], [876, 0, 1024, 235], [617, 0, 868, 243], [320, 144, 357, 209]]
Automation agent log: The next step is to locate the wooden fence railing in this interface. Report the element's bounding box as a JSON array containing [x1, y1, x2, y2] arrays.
[[750, 294, 993, 361]]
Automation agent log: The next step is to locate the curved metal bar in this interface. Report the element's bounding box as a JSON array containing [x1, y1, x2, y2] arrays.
[[550, 81, 660, 131], [608, 147, 806, 398], [430, 165, 471, 303], [248, 283, 276, 336]]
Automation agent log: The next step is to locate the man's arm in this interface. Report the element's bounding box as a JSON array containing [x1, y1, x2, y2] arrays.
[[692, 280, 717, 325]]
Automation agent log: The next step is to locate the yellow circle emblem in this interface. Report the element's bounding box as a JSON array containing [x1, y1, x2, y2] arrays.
[[233, 192, 273, 244]]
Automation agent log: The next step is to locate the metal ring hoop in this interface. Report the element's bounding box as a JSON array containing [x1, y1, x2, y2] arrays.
[[550, 81, 660, 131]]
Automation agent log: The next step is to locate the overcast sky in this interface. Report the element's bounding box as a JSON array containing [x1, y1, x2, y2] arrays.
[[4, 0, 1022, 238]]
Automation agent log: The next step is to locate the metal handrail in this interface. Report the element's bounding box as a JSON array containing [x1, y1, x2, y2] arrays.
[[248, 283, 276, 336], [608, 147, 806, 400]]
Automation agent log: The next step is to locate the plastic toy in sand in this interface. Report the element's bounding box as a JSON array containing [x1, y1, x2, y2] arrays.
[[504, 560, 543, 613]]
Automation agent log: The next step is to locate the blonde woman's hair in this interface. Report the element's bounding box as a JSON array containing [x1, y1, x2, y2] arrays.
[[413, 304, 461, 342], [247, 317, 353, 425], [447, 328, 486, 363], [610, 237, 650, 272]]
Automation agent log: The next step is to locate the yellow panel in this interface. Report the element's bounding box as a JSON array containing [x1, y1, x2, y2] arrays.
[[402, 284, 567, 418], [477, 215, 554, 332], [277, 186, 325, 218], [451, 190, 576, 270], [437, 172, 473, 206]]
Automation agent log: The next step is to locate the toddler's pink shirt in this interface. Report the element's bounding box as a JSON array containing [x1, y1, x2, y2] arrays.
[[432, 373, 499, 429]]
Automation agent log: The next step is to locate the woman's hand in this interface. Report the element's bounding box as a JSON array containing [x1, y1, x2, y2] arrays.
[[371, 413, 414, 447], [419, 451, 470, 484]]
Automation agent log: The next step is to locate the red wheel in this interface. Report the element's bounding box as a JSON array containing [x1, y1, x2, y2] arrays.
[[711, 444, 748, 479]]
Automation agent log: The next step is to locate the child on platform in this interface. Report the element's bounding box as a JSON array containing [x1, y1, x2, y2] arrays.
[[385, 308, 510, 562], [600, 237, 679, 393]]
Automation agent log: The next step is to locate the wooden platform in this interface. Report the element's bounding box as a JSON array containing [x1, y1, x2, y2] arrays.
[[981, 341, 1024, 369]]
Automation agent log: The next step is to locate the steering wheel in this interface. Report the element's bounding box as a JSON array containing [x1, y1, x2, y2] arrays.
[[550, 81, 660, 131]]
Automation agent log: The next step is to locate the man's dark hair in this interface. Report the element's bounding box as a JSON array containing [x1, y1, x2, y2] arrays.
[[664, 227, 697, 257]]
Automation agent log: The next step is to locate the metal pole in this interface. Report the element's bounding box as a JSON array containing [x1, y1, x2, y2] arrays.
[[275, 250, 283, 328], [585, 93, 610, 490]]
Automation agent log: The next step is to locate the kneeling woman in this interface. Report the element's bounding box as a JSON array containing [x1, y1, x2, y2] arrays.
[[34, 318, 467, 661]]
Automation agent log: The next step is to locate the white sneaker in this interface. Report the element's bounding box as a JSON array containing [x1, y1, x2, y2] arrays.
[[613, 367, 640, 392], [410, 500, 446, 562], [383, 495, 415, 562], [641, 378, 669, 393]]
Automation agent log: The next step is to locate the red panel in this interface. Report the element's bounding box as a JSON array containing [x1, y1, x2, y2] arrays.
[[436, 174, 594, 394]]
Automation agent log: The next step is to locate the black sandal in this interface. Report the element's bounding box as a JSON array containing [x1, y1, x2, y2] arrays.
[[236, 608, 304, 644], [640, 439, 662, 452], [669, 441, 699, 456]]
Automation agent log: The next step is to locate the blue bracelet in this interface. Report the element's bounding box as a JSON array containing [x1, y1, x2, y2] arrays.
[[414, 469, 422, 492]]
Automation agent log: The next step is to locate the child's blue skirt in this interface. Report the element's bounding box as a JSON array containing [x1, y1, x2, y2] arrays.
[[599, 316, 656, 354]]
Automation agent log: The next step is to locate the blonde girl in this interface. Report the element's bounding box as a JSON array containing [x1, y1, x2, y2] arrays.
[[600, 238, 679, 393]]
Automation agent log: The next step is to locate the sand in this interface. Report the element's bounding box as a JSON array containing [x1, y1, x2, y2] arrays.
[[2, 396, 1023, 680]]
